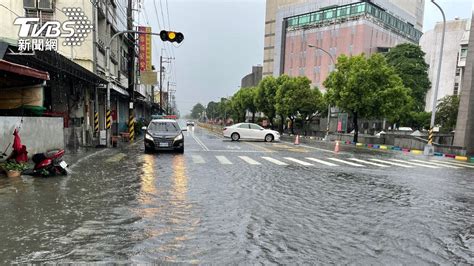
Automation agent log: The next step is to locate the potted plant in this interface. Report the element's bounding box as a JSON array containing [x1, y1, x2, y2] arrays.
[[2, 162, 28, 178]]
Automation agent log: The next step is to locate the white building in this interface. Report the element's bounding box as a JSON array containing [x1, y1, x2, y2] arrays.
[[421, 18, 471, 111]]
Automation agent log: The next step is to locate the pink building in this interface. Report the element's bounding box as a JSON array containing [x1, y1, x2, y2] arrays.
[[279, 2, 422, 90]]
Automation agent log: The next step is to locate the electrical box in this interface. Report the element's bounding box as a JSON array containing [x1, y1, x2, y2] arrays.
[[99, 130, 106, 146]]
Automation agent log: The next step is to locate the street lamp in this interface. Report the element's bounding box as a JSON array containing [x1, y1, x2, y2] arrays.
[[424, 0, 446, 156], [308, 44, 335, 142]]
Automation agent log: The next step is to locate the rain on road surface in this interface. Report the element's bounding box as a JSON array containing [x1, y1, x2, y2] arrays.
[[0, 125, 473, 264]]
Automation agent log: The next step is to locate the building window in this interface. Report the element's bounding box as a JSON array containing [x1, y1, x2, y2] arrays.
[[24, 0, 55, 29], [120, 48, 128, 73], [454, 82, 459, 95], [460, 45, 468, 60], [24, 0, 54, 10], [455, 67, 461, 76]]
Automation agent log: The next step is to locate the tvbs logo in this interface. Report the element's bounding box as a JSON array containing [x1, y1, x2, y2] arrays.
[[14, 7, 93, 51]]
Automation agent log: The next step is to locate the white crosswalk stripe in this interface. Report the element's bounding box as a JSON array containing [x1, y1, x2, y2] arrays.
[[428, 160, 474, 169], [284, 157, 313, 166], [348, 158, 390, 167], [328, 158, 365, 167], [305, 157, 338, 166], [238, 156, 261, 165], [369, 159, 413, 168], [192, 155, 205, 164], [410, 159, 460, 169], [261, 157, 288, 166], [389, 159, 439, 169], [216, 155, 232, 165]]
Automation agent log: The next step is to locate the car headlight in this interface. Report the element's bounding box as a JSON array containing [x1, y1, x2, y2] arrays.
[[145, 133, 154, 141], [174, 134, 183, 141]]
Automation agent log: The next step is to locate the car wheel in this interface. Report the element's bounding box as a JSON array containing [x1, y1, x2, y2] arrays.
[[145, 147, 153, 154], [265, 134, 274, 142], [231, 133, 240, 141]]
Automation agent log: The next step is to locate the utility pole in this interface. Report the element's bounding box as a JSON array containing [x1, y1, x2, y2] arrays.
[[127, 0, 135, 99], [167, 80, 170, 114], [159, 54, 163, 113], [127, 0, 136, 141], [158, 53, 174, 114]]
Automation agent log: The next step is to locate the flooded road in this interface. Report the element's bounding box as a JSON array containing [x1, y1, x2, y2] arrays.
[[0, 127, 473, 264]]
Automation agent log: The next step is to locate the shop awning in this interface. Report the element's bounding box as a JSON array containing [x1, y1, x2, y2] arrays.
[[111, 84, 129, 96], [0, 59, 49, 80]]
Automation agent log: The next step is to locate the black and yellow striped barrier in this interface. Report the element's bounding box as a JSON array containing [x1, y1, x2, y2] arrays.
[[94, 112, 99, 133], [106, 109, 111, 129], [428, 128, 433, 145], [128, 111, 135, 141]]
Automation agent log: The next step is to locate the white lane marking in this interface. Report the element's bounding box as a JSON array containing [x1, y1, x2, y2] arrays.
[[191, 134, 210, 151], [410, 159, 460, 169], [305, 157, 338, 166], [238, 156, 261, 165], [389, 159, 439, 169], [202, 150, 269, 153], [192, 155, 205, 164], [327, 158, 365, 167], [284, 157, 313, 166], [285, 142, 338, 154], [261, 157, 288, 166], [348, 158, 390, 168], [428, 160, 474, 169], [216, 155, 232, 165], [369, 159, 413, 168]]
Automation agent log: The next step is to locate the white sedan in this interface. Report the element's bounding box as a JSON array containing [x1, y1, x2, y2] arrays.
[[223, 123, 280, 142]]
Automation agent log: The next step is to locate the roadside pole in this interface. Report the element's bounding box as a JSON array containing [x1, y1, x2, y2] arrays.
[[106, 30, 163, 147], [424, 0, 446, 156]]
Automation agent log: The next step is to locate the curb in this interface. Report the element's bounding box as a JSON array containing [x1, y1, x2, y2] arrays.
[[341, 140, 473, 163]]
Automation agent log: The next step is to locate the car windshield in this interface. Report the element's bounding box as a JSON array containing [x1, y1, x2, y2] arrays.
[[148, 122, 180, 132]]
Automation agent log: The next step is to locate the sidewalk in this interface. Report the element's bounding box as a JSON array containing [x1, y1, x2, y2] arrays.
[[65, 136, 143, 167]]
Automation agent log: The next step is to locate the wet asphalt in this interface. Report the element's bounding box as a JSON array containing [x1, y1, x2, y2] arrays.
[[0, 125, 473, 264]]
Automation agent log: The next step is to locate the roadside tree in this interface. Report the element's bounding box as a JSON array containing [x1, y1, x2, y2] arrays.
[[190, 103, 205, 119], [256, 76, 278, 128], [206, 101, 219, 121], [324, 54, 412, 142], [385, 43, 430, 112], [435, 95, 460, 132], [275, 76, 323, 134]]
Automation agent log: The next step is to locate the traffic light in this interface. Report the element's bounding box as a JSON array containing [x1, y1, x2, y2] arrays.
[[160, 30, 184, 44]]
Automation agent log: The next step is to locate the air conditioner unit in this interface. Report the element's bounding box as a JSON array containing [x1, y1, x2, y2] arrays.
[[38, 0, 54, 10], [23, 0, 37, 9]]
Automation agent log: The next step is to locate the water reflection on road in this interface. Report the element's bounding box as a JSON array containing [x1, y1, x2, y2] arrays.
[[0, 137, 472, 264]]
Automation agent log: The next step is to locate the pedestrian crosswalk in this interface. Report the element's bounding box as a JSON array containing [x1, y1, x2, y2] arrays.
[[184, 154, 474, 170]]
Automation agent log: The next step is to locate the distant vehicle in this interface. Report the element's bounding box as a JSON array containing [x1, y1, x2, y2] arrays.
[[186, 121, 195, 126], [223, 123, 280, 142], [397, 127, 413, 131], [143, 119, 184, 153]]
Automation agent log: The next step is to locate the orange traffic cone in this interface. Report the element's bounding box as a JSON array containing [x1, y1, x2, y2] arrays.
[[335, 140, 340, 153], [294, 135, 300, 145]]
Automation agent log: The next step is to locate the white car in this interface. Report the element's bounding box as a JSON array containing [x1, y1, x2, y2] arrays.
[[223, 123, 280, 142]]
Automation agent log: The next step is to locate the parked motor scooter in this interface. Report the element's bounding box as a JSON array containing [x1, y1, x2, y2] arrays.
[[23, 149, 69, 177]]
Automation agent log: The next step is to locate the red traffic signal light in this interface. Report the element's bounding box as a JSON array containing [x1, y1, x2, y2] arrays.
[[160, 30, 184, 44]]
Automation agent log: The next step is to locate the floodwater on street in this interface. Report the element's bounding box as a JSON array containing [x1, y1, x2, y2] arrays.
[[0, 126, 473, 264]]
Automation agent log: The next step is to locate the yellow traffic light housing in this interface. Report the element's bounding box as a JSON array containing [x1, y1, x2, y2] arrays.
[[160, 30, 184, 44]]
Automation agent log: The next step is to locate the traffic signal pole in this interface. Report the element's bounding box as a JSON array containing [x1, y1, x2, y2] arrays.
[[105, 29, 183, 145]]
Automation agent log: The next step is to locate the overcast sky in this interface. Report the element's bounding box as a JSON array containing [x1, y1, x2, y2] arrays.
[[143, 0, 473, 115]]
